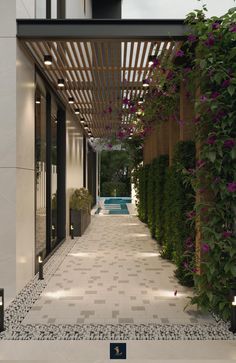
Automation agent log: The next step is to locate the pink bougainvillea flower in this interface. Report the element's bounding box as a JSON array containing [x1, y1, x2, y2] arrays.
[[222, 230, 233, 239], [227, 182, 236, 193], [201, 243, 210, 253], [186, 210, 196, 220], [184, 67, 192, 74], [151, 58, 159, 68], [187, 168, 196, 175], [185, 237, 193, 248], [183, 262, 189, 269], [130, 105, 136, 114], [198, 188, 206, 194], [204, 34, 215, 47], [167, 70, 174, 80], [222, 79, 231, 88], [229, 23, 236, 33], [188, 34, 197, 42], [200, 95, 208, 102], [196, 159, 206, 169], [107, 143, 113, 149], [223, 139, 235, 149], [213, 109, 226, 123], [212, 21, 220, 30], [176, 49, 184, 57], [211, 91, 220, 99], [206, 134, 216, 145], [122, 97, 129, 105]]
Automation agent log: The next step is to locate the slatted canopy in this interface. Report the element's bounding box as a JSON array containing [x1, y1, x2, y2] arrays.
[[17, 19, 186, 138]]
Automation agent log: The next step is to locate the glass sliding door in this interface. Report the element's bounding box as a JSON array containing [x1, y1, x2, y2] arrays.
[[35, 72, 66, 272], [51, 98, 58, 249], [35, 86, 47, 261]]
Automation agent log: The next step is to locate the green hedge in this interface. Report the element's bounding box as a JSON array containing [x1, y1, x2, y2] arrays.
[[154, 155, 169, 243], [136, 141, 196, 287], [163, 141, 196, 286], [101, 181, 129, 197], [137, 165, 149, 223]]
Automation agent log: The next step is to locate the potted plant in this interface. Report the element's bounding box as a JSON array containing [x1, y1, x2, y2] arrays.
[[69, 188, 92, 237]]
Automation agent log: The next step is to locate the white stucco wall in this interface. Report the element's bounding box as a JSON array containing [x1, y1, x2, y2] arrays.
[[66, 0, 92, 18], [16, 0, 35, 18], [66, 111, 84, 236], [16, 42, 35, 295], [0, 0, 35, 304]]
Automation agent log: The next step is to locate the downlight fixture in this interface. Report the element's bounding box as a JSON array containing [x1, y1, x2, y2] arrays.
[[35, 97, 41, 104], [80, 116, 85, 124], [138, 98, 144, 105], [142, 79, 149, 88], [148, 55, 156, 66], [44, 55, 52, 65], [58, 79, 65, 87], [84, 124, 89, 130], [68, 97, 74, 104], [75, 108, 80, 115]]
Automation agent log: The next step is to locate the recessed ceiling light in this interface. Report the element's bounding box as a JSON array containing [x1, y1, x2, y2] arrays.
[[142, 79, 149, 88], [58, 79, 65, 87], [138, 98, 144, 105], [35, 97, 41, 104], [148, 55, 156, 66], [75, 108, 80, 115], [80, 117, 85, 124], [84, 124, 89, 130], [68, 97, 74, 104], [44, 55, 52, 65]]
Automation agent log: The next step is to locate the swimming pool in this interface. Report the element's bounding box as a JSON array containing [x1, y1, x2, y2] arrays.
[[97, 197, 131, 215]]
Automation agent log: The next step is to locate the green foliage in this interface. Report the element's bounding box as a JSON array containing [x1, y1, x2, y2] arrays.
[[70, 188, 92, 213], [154, 155, 169, 243], [101, 181, 129, 197], [136, 164, 150, 223], [100, 150, 131, 196], [162, 142, 196, 286], [178, 7, 236, 319], [147, 162, 156, 237]]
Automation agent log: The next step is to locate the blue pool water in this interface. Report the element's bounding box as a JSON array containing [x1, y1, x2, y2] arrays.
[[97, 197, 131, 215]]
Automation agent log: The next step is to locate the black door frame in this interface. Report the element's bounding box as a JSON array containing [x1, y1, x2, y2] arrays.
[[35, 68, 66, 270]]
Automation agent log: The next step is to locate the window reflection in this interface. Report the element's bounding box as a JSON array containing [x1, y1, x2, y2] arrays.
[[35, 87, 47, 259], [51, 99, 58, 248]]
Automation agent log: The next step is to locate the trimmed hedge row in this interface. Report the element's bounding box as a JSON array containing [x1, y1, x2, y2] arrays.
[[136, 141, 196, 286]]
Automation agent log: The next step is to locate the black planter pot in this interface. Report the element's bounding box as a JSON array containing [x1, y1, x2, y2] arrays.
[[70, 208, 91, 237]]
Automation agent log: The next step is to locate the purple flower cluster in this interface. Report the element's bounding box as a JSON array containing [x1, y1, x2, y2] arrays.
[[205, 34, 215, 47], [206, 134, 216, 145], [223, 139, 235, 149], [227, 182, 236, 193], [202, 243, 210, 253]]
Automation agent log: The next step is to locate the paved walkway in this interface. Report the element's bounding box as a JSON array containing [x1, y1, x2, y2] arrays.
[[23, 214, 213, 325]]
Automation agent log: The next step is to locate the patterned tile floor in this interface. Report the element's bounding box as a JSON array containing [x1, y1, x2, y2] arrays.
[[22, 214, 214, 326]]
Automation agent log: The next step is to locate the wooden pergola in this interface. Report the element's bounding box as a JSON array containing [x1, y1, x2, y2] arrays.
[[17, 19, 186, 138]]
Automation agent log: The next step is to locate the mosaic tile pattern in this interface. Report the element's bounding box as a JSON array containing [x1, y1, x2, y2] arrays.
[[0, 214, 235, 340]]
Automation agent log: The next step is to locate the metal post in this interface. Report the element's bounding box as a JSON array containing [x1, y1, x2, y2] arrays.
[[0, 288, 4, 332], [230, 296, 236, 333], [70, 224, 74, 239], [38, 256, 44, 280]]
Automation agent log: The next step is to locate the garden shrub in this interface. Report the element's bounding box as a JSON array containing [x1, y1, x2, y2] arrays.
[[147, 160, 157, 237], [154, 155, 169, 243], [137, 164, 150, 223], [101, 181, 129, 197]]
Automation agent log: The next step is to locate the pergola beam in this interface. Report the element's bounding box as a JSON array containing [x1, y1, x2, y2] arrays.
[[17, 19, 188, 40]]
